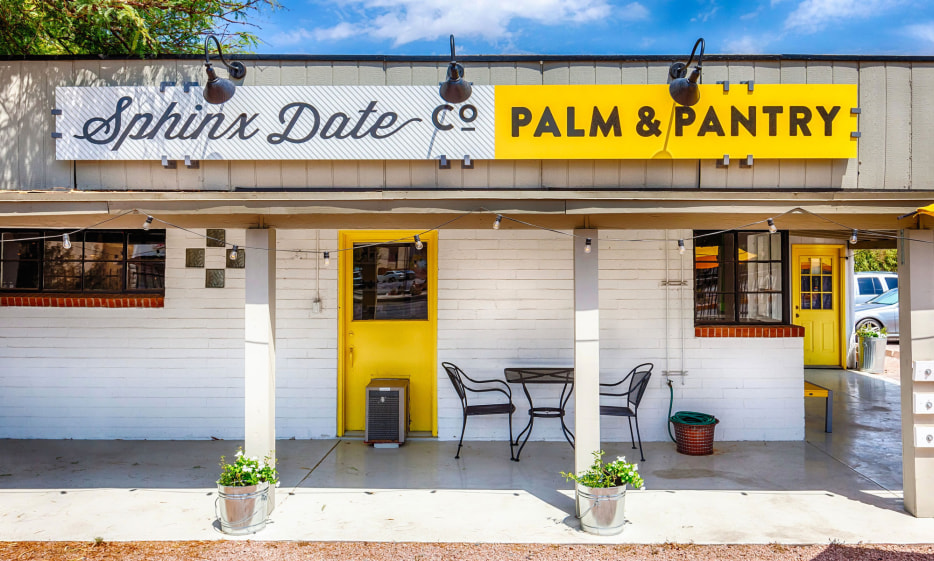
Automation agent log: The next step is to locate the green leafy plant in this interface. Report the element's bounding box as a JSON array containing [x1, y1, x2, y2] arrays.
[[561, 450, 644, 489], [217, 447, 278, 487], [856, 323, 887, 338], [0, 0, 279, 56]]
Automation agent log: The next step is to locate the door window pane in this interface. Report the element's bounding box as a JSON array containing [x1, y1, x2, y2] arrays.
[[353, 242, 428, 321]]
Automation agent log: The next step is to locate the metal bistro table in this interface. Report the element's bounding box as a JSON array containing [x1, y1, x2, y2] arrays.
[[504, 367, 574, 461]]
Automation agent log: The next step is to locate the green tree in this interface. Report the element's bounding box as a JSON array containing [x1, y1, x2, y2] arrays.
[[853, 249, 898, 272], [0, 0, 278, 56]]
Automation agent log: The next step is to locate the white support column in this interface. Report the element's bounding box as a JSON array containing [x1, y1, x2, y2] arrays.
[[574, 229, 600, 512], [245, 228, 276, 512], [900, 228, 934, 517]]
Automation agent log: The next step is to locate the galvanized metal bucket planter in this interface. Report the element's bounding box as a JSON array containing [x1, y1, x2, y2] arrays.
[[216, 482, 269, 535], [577, 484, 627, 535]]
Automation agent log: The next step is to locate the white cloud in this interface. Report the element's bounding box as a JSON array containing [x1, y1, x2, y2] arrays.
[[906, 22, 934, 44], [291, 0, 642, 47], [271, 22, 363, 46], [784, 0, 903, 34], [722, 35, 769, 54]]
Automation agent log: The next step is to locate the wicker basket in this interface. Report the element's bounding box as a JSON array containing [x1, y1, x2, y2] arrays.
[[671, 418, 719, 456]]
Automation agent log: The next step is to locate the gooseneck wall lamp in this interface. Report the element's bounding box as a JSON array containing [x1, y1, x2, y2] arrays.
[[202, 34, 247, 104], [668, 38, 705, 106], [439, 35, 472, 104]]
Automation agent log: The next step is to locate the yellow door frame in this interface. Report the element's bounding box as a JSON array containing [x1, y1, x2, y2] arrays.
[[336, 229, 439, 436], [791, 244, 847, 368]]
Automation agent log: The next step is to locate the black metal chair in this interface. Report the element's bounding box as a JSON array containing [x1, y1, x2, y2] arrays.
[[599, 363, 653, 462], [442, 361, 516, 460]]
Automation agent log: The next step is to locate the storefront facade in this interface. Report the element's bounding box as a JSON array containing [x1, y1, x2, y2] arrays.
[[2, 53, 934, 515]]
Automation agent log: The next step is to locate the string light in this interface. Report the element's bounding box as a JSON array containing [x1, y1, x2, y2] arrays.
[[24, 206, 907, 265], [229, 245, 239, 260], [767, 218, 777, 233], [62, 233, 71, 250], [493, 215, 502, 230], [584, 238, 592, 253], [414, 235, 423, 250]]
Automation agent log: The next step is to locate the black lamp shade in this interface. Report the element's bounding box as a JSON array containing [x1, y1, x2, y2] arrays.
[[440, 62, 472, 104], [203, 64, 237, 104], [669, 77, 700, 106]]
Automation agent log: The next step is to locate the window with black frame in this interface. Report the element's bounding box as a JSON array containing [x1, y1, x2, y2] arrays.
[[694, 230, 787, 324], [0, 230, 165, 294]]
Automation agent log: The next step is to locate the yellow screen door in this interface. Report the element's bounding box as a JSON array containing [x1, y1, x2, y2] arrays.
[[792, 245, 844, 367], [338, 230, 438, 435]]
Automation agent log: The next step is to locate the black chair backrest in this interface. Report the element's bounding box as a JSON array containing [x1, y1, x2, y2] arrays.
[[628, 366, 652, 409], [442, 362, 467, 403]]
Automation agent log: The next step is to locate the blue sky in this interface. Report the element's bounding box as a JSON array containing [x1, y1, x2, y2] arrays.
[[249, 0, 933, 56]]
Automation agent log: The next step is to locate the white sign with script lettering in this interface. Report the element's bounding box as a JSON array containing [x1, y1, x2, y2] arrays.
[[54, 85, 495, 161]]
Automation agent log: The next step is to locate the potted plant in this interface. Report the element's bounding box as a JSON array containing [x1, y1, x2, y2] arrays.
[[561, 450, 644, 535], [215, 448, 278, 535], [856, 323, 887, 374]]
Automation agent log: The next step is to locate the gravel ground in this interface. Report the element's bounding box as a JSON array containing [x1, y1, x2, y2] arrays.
[[4, 542, 934, 561]]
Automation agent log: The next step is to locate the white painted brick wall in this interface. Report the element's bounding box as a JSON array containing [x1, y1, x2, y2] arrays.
[[274, 229, 338, 439], [437, 228, 803, 445], [0, 226, 803, 443], [598, 231, 804, 443], [0, 228, 247, 439]]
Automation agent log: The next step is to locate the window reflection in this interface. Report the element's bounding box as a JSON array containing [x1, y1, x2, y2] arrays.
[[353, 242, 428, 320]]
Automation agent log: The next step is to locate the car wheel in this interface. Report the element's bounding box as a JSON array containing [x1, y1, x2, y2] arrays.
[[856, 318, 884, 332]]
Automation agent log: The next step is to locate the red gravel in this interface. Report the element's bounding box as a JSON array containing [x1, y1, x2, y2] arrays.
[[3, 542, 934, 560]]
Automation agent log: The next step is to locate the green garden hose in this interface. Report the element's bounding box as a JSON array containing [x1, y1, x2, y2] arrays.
[[667, 379, 718, 442]]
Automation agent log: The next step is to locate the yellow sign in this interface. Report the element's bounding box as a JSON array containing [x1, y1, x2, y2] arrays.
[[494, 84, 858, 160]]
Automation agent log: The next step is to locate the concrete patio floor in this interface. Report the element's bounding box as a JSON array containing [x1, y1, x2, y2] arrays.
[[0, 368, 926, 544]]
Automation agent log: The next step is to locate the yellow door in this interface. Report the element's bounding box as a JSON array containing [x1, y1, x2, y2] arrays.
[[338, 230, 437, 435], [792, 245, 844, 367]]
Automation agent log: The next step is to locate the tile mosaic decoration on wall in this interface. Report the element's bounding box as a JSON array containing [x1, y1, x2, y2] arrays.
[[206, 269, 225, 288], [186, 248, 205, 268], [206, 229, 226, 248]]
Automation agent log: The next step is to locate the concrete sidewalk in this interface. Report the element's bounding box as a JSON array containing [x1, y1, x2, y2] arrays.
[[0, 368, 925, 544]]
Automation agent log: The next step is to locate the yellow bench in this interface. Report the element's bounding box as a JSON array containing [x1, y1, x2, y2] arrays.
[[805, 381, 833, 433]]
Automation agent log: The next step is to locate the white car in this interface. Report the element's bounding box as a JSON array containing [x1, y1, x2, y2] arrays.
[[854, 272, 898, 305]]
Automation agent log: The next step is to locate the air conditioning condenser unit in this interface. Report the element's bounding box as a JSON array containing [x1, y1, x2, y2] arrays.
[[364, 378, 409, 447]]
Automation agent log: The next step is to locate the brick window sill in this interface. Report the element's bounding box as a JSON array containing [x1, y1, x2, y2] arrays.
[[695, 325, 804, 338], [0, 296, 164, 308]]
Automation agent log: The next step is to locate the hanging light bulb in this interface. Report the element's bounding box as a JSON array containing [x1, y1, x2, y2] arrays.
[[414, 235, 423, 250], [143, 215, 154, 230], [767, 218, 777, 234], [850, 230, 858, 244], [62, 233, 71, 250], [493, 215, 502, 230], [323, 251, 330, 267], [229, 245, 239, 260], [584, 238, 592, 254], [678, 239, 686, 255]]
